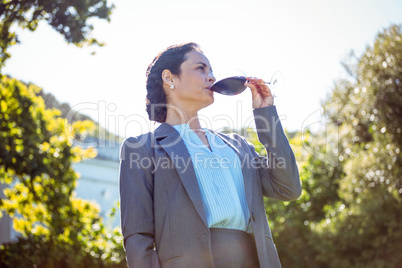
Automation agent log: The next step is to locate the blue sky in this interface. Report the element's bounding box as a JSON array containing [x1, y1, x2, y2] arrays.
[[3, 0, 402, 137]]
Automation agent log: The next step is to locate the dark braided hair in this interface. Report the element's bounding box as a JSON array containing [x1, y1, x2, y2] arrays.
[[146, 42, 202, 123]]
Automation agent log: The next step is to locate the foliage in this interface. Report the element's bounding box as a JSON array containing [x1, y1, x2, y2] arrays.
[[309, 23, 402, 268], [261, 129, 344, 268], [244, 24, 402, 268], [0, 76, 125, 267], [38, 90, 93, 122], [0, 0, 114, 70], [38, 90, 123, 143]]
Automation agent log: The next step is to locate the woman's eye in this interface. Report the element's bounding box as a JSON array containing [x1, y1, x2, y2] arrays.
[[198, 66, 205, 71]]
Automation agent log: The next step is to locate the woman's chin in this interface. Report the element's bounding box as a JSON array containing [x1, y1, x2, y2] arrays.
[[206, 96, 214, 106]]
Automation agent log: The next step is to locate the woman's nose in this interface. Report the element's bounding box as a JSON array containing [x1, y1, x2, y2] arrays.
[[208, 72, 216, 83]]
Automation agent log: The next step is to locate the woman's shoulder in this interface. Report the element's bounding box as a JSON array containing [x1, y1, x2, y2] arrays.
[[121, 132, 153, 146], [120, 132, 155, 157]]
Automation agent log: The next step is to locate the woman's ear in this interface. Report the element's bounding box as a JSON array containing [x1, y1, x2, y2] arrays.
[[162, 69, 174, 88]]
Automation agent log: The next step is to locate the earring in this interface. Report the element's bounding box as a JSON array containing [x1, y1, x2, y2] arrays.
[[170, 84, 175, 89]]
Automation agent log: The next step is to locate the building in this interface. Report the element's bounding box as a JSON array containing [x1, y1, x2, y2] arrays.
[[0, 139, 121, 244], [73, 139, 121, 227]]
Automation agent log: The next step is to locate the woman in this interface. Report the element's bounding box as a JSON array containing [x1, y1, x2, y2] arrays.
[[119, 42, 301, 268]]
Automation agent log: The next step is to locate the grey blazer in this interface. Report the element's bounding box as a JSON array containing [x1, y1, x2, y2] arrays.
[[119, 106, 302, 268]]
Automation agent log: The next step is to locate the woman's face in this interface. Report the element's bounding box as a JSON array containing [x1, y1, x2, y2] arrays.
[[169, 50, 216, 111]]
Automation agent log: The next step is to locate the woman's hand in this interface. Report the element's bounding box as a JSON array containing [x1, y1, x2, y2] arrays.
[[245, 77, 274, 109]]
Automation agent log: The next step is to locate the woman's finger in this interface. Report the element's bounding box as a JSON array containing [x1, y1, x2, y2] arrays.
[[245, 77, 260, 98], [253, 78, 270, 97]]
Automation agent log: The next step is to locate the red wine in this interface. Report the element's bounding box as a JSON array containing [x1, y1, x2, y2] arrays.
[[210, 76, 247, 95]]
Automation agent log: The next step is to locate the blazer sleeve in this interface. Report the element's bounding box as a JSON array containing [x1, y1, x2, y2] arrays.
[[119, 136, 161, 268], [251, 105, 302, 201]]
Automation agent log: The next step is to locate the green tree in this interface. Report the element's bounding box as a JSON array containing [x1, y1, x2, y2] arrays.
[[310, 24, 402, 268], [259, 129, 343, 268], [38, 90, 123, 143], [0, 0, 114, 70], [0, 76, 125, 267], [245, 24, 402, 268]]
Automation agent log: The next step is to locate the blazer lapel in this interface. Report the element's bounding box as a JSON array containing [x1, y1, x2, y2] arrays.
[[154, 123, 208, 228], [212, 132, 254, 211]]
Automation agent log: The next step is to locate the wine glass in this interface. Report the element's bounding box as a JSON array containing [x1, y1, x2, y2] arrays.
[[211, 71, 284, 97]]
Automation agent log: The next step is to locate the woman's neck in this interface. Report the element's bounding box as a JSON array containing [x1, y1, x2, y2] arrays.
[[165, 106, 202, 130]]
